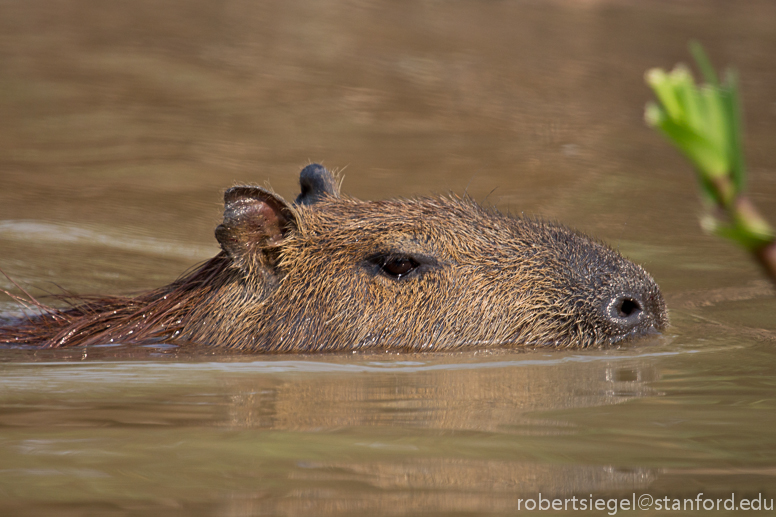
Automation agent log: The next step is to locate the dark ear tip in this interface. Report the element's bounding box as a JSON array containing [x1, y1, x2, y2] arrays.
[[300, 163, 329, 181], [296, 163, 339, 205]]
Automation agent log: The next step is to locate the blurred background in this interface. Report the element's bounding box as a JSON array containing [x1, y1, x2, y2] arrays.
[[1, 0, 775, 298], [1, 1, 775, 515]]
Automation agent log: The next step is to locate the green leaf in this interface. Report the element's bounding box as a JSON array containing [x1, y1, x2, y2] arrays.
[[721, 70, 746, 192], [703, 216, 760, 251], [647, 105, 728, 180], [644, 101, 664, 127], [689, 40, 720, 87], [645, 68, 684, 121], [675, 70, 703, 132], [649, 42, 776, 269], [699, 86, 727, 156]]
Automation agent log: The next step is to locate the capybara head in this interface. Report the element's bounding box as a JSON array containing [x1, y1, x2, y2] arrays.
[[1, 164, 667, 351], [183, 164, 667, 351]]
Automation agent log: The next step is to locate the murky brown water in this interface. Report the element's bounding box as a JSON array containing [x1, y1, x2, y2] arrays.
[[1, 0, 775, 515]]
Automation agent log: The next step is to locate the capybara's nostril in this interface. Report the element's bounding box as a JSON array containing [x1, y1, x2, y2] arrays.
[[617, 297, 641, 318], [609, 294, 643, 325]]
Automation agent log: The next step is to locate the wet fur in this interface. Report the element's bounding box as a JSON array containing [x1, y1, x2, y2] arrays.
[[0, 171, 667, 351]]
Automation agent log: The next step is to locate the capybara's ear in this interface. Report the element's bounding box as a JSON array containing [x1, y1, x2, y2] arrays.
[[295, 163, 340, 206], [215, 187, 298, 270]]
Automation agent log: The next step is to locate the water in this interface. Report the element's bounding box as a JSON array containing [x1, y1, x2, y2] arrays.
[[1, 0, 775, 515]]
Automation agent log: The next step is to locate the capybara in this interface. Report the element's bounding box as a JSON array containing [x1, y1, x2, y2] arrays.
[[0, 164, 667, 351]]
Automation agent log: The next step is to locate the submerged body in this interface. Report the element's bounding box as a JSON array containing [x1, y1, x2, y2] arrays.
[[1, 165, 667, 351]]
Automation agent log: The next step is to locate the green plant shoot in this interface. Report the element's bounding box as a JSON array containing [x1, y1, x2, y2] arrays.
[[645, 42, 776, 283]]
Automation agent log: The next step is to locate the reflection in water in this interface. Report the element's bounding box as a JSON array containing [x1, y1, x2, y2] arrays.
[[0, 353, 662, 514], [223, 465, 655, 516], [221, 358, 659, 432], [219, 357, 661, 513]]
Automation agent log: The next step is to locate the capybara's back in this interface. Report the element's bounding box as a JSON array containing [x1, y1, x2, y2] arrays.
[[0, 164, 667, 351]]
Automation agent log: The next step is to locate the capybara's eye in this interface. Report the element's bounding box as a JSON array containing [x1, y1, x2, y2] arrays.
[[381, 257, 419, 278]]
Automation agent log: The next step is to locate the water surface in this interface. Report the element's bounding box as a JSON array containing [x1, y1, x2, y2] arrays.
[[1, 0, 775, 515]]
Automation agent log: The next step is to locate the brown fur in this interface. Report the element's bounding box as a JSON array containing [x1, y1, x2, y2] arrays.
[[0, 166, 667, 351]]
